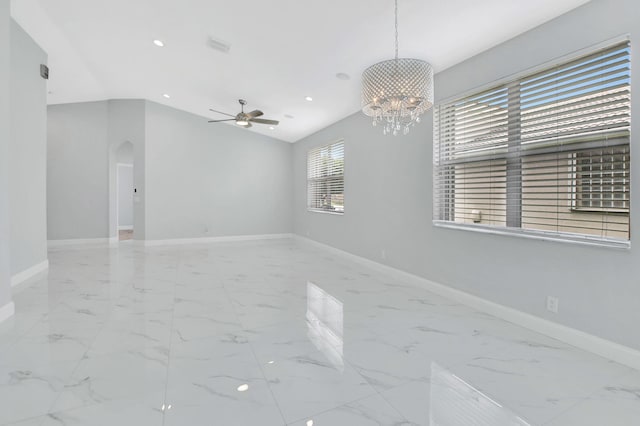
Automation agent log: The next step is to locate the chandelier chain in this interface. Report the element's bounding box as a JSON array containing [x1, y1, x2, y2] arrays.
[[394, 0, 399, 60]]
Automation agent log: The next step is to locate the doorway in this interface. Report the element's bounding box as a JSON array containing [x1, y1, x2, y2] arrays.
[[115, 141, 134, 241], [117, 163, 134, 240]]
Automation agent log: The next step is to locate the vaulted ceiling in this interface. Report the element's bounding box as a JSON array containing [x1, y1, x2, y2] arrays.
[[12, 0, 590, 142]]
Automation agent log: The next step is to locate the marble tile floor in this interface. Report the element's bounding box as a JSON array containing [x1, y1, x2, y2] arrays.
[[0, 239, 638, 425]]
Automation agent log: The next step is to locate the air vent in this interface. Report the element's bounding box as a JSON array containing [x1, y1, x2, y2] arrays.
[[208, 37, 231, 53]]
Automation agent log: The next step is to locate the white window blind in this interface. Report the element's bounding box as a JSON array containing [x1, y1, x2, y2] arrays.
[[434, 41, 631, 245], [307, 140, 344, 213]]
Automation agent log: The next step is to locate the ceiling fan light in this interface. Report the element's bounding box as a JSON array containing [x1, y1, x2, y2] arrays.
[[209, 100, 274, 128]]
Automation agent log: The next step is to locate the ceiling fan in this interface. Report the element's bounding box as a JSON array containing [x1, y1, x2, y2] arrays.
[[208, 99, 279, 128]]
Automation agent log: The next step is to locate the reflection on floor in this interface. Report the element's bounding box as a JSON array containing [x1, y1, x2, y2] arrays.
[[0, 239, 638, 425], [430, 363, 530, 425], [119, 229, 133, 241]]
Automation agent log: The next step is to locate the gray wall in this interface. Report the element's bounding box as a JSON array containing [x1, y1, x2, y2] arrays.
[[293, 0, 640, 350], [116, 141, 133, 164], [47, 99, 292, 241], [144, 101, 293, 240], [48, 100, 146, 240], [0, 0, 11, 311], [47, 101, 109, 239], [10, 21, 47, 275]]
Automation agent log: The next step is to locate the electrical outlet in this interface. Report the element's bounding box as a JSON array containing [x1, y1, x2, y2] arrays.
[[381, 249, 386, 260], [546, 296, 559, 313]]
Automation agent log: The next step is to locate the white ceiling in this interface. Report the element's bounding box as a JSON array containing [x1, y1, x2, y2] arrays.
[[11, 0, 590, 142]]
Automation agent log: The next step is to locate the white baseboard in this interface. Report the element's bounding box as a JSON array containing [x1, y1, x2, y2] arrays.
[[0, 301, 15, 323], [11, 260, 49, 287], [143, 233, 294, 247], [293, 235, 640, 371], [48, 238, 112, 247], [118, 225, 134, 231], [48, 234, 294, 248]]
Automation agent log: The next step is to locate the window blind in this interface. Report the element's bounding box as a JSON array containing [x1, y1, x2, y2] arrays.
[[307, 140, 345, 213], [434, 41, 631, 244]]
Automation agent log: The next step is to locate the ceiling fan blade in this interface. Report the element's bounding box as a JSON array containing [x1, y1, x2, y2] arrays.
[[208, 119, 236, 123], [246, 110, 264, 118], [250, 118, 279, 126], [209, 108, 235, 117]]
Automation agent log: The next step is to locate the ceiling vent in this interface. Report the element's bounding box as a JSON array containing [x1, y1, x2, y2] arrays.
[[208, 37, 231, 53]]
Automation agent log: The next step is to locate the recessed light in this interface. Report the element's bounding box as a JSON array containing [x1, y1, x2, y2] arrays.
[[306, 420, 314, 426], [269, 126, 275, 130], [305, 96, 313, 102], [267, 360, 275, 364], [237, 384, 249, 392], [336, 72, 350, 80], [153, 39, 165, 47], [163, 94, 170, 99]]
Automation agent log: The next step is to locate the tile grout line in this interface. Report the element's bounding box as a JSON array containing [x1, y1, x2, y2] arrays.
[[283, 384, 397, 425], [540, 366, 640, 425], [338, 345, 416, 425], [221, 275, 289, 426], [41, 249, 120, 421], [160, 245, 184, 426]]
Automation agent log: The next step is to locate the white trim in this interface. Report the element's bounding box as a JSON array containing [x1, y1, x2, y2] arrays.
[[48, 238, 112, 247], [0, 302, 15, 323], [11, 260, 49, 287], [118, 225, 134, 231], [293, 235, 640, 371], [307, 209, 344, 216], [433, 221, 631, 250], [143, 233, 294, 247]]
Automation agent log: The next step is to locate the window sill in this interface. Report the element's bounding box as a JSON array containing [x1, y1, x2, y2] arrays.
[[432, 221, 630, 250], [308, 208, 344, 216]]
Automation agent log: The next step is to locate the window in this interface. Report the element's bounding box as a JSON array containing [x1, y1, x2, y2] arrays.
[[307, 140, 344, 213], [573, 146, 630, 212], [433, 41, 631, 246]]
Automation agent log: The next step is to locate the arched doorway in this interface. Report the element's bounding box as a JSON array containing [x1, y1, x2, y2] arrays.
[[110, 141, 134, 242]]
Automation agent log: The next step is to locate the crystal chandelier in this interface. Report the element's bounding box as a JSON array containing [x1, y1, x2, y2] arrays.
[[361, 0, 433, 136]]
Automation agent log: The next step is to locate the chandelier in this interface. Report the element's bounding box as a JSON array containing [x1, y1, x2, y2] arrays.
[[361, 0, 433, 136]]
